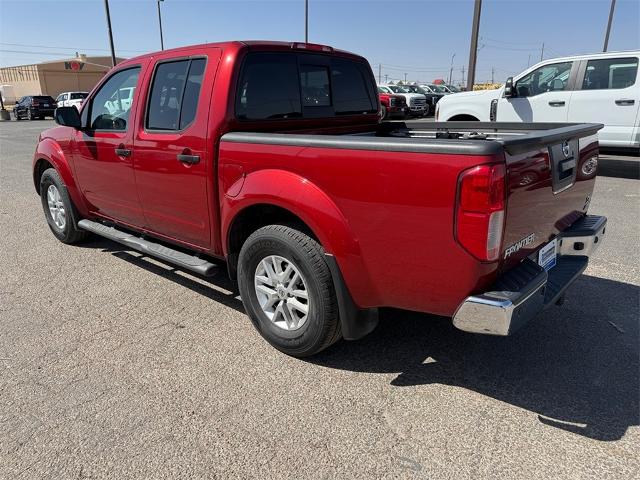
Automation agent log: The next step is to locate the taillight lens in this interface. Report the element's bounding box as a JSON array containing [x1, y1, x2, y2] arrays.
[[456, 164, 506, 261]]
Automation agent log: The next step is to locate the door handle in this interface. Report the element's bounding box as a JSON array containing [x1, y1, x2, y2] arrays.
[[548, 101, 566, 107], [115, 145, 131, 157], [615, 99, 635, 106], [177, 154, 200, 165]]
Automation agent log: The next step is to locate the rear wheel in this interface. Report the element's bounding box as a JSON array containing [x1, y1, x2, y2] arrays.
[[39, 168, 89, 244], [238, 225, 341, 357], [13, 109, 21, 121]]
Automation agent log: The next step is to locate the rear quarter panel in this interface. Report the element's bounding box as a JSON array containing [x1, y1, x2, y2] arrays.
[[219, 140, 502, 315]]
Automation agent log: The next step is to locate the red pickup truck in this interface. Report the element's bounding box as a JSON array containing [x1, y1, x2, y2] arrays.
[[378, 90, 407, 119], [34, 41, 606, 357]]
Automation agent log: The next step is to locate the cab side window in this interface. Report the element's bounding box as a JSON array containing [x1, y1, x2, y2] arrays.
[[146, 58, 206, 131], [89, 67, 141, 130], [581, 57, 638, 90], [515, 62, 573, 97]]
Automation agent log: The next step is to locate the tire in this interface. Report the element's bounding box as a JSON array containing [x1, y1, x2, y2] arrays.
[[27, 109, 33, 121], [39, 168, 89, 244], [14, 109, 21, 121], [381, 105, 387, 120], [238, 225, 341, 357]]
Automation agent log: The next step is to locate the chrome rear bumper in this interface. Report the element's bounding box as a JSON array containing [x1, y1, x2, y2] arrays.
[[452, 215, 606, 335]]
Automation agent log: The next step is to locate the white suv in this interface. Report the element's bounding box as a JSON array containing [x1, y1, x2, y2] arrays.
[[436, 51, 640, 150], [378, 84, 428, 116], [56, 91, 88, 110]]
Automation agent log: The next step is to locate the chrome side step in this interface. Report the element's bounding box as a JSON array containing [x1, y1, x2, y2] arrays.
[[78, 219, 218, 277]]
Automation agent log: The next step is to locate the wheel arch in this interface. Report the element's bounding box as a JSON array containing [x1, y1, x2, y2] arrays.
[[221, 168, 378, 311], [32, 138, 89, 217], [447, 114, 480, 121]]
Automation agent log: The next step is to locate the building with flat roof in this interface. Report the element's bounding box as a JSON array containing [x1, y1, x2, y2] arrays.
[[0, 55, 125, 103]]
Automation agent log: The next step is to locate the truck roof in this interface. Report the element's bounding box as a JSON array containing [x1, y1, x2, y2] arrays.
[[118, 41, 366, 67]]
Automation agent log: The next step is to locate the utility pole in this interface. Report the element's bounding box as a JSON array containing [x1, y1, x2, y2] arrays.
[[527, 53, 531, 67], [448, 53, 456, 85], [384, 74, 388, 82], [466, 0, 482, 92], [491, 67, 494, 84], [461, 66, 466, 86], [378, 64, 382, 84], [404, 73, 407, 83], [305, 0, 309, 42], [540, 42, 545, 62], [157, 0, 165, 50], [103, 0, 116, 67], [603, 0, 616, 52]]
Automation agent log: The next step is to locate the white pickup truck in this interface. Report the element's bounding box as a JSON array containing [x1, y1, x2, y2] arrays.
[[55, 91, 88, 110], [436, 51, 640, 151]]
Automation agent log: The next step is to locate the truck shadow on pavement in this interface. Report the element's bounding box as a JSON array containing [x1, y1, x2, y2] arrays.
[[311, 274, 639, 443], [86, 239, 637, 442]]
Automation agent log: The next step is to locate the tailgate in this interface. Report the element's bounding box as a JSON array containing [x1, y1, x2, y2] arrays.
[[500, 126, 602, 270]]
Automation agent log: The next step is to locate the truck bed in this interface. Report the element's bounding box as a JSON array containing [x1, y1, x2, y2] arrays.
[[220, 122, 602, 315]]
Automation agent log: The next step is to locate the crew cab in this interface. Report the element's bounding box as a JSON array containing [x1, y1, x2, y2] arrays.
[[378, 84, 427, 116], [378, 88, 407, 119], [35, 41, 607, 357], [56, 91, 88, 110], [436, 51, 640, 151]]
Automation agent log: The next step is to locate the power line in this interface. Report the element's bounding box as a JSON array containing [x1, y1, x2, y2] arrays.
[[0, 42, 145, 53]]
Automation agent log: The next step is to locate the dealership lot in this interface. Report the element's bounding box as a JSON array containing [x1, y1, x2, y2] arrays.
[[1, 120, 638, 478]]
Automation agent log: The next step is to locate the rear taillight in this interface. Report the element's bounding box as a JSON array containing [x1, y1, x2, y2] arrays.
[[455, 164, 506, 262], [32, 102, 39, 107]]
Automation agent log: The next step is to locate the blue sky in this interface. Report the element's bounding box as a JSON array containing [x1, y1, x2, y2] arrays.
[[0, 0, 638, 84]]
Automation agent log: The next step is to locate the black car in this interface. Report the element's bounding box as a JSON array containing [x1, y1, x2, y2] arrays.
[[13, 95, 57, 120]]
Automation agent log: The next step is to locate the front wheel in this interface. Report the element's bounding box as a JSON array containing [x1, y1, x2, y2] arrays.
[[238, 225, 341, 357], [381, 105, 388, 120], [39, 168, 89, 244], [27, 109, 33, 120]]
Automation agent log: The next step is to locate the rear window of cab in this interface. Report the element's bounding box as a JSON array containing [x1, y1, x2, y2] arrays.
[[236, 52, 377, 120]]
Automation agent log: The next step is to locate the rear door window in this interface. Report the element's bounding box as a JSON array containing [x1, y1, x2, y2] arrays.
[[146, 57, 207, 131], [581, 57, 638, 90]]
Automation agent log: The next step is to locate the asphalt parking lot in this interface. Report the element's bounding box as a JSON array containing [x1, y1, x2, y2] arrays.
[[1, 119, 638, 479]]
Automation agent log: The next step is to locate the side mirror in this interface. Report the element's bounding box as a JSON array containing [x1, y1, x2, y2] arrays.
[[503, 77, 516, 98], [54, 106, 81, 129]]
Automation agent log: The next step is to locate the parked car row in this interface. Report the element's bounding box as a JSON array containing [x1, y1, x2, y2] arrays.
[[11, 91, 88, 121], [377, 82, 461, 119]]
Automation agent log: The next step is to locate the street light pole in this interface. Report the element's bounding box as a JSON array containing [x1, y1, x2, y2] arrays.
[[103, 0, 116, 67], [448, 53, 456, 85], [603, 0, 616, 52], [305, 0, 309, 42], [466, 0, 482, 92], [157, 0, 165, 50]]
